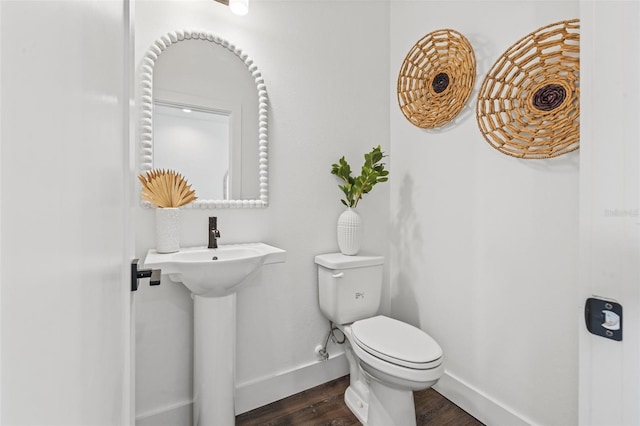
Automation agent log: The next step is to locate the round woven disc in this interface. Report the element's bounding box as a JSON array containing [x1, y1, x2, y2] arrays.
[[397, 29, 476, 129], [476, 19, 580, 159]]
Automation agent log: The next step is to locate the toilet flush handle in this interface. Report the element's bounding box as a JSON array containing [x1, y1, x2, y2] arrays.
[[332, 272, 344, 278]]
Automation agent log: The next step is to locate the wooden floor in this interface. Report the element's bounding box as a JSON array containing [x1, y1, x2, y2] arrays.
[[236, 375, 484, 426]]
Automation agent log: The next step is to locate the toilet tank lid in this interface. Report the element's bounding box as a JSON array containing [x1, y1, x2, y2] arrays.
[[315, 253, 384, 269]]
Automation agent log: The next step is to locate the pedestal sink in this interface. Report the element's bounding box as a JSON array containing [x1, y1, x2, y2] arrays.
[[144, 243, 286, 426]]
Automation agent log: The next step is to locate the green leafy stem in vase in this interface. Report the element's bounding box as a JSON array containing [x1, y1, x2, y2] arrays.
[[331, 145, 389, 208]]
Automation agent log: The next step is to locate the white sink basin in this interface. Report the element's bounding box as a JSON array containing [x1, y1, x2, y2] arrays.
[[144, 243, 286, 297]]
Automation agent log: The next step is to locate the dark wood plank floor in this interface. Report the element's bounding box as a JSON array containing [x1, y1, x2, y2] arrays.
[[236, 375, 484, 426]]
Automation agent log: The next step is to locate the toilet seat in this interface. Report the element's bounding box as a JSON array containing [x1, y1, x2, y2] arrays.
[[344, 316, 444, 387], [351, 316, 442, 370]]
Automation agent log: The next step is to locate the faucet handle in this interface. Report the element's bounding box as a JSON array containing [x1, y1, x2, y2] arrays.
[[208, 216, 220, 248]]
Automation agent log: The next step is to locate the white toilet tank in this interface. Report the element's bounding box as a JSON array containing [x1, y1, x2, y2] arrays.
[[315, 253, 384, 325]]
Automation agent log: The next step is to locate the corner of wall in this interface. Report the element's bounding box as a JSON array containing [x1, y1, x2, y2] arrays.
[[435, 372, 534, 426]]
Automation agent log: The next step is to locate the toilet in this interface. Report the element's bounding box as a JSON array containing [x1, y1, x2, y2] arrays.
[[315, 253, 444, 426]]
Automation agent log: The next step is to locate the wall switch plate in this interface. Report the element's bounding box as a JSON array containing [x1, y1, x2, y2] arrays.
[[585, 297, 622, 341]]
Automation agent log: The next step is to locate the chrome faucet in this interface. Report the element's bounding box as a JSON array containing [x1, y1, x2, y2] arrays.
[[208, 216, 221, 249]]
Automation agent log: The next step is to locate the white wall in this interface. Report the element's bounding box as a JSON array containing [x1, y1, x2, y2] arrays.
[[1, 1, 131, 424], [133, 1, 390, 422], [389, 1, 579, 425]]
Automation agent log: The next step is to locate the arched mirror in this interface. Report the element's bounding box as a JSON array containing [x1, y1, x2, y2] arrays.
[[139, 29, 268, 208]]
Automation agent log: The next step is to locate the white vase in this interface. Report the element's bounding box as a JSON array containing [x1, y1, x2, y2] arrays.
[[156, 207, 180, 253], [337, 207, 363, 255]]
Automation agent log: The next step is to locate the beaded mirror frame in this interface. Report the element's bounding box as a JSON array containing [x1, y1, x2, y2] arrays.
[[139, 29, 269, 208]]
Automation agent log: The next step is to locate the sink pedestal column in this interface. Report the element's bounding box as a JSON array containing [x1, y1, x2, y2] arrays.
[[193, 293, 236, 426]]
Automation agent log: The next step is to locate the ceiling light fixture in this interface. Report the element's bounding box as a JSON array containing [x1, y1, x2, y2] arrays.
[[229, 0, 249, 16], [213, 0, 248, 16]]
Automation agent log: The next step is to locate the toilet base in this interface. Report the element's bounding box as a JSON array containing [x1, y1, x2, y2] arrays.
[[344, 384, 369, 424], [367, 376, 417, 426], [344, 374, 418, 426], [342, 340, 419, 426], [344, 382, 416, 426]]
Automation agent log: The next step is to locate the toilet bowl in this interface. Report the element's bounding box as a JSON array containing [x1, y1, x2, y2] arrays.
[[338, 316, 443, 426], [315, 253, 444, 426]]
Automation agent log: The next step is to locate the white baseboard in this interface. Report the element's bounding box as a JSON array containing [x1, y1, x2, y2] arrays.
[[134, 353, 349, 424], [434, 371, 535, 426], [236, 352, 349, 414], [135, 399, 192, 426], [137, 358, 532, 426]]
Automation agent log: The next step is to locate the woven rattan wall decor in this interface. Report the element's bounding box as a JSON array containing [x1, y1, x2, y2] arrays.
[[476, 19, 580, 159], [398, 29, 476, 129]]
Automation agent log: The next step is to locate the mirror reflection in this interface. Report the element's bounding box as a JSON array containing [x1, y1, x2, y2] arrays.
[[140, 30, 269, 208], [154, 102, 231, 200]]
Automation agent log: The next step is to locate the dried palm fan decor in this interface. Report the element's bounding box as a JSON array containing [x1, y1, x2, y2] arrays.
[[138, 169, 197, 208], [476, 19, 580, 159], [397, 29, 476, 129]]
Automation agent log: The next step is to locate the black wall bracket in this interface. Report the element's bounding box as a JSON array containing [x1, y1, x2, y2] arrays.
[[131, 259, 161, 292], [585, 297, 622, 341]]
